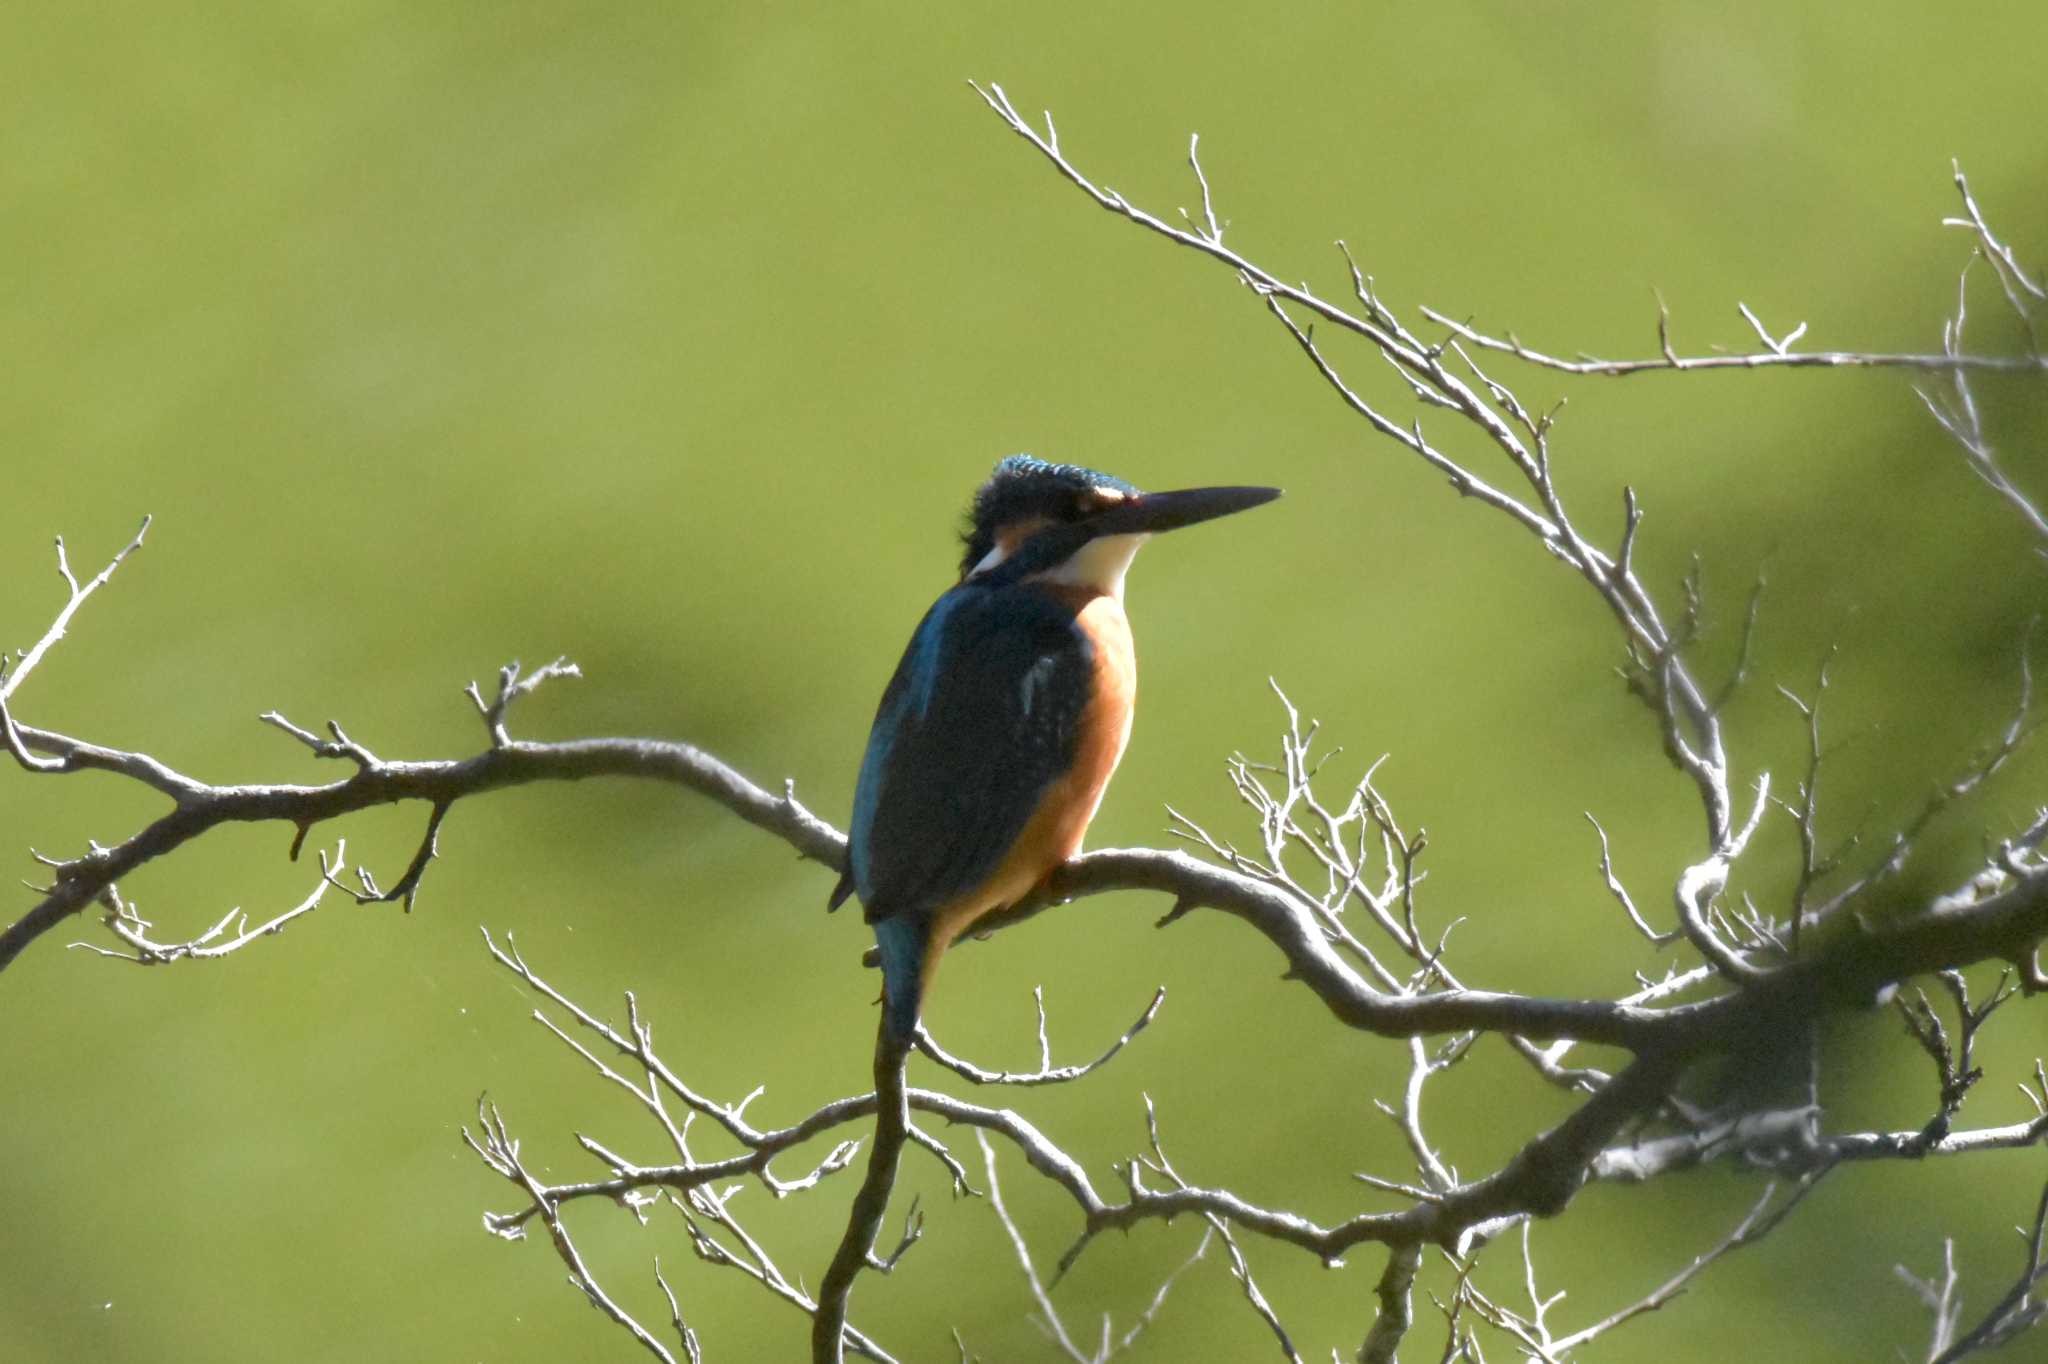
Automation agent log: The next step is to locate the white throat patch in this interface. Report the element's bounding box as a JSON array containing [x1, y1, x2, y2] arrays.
[[1036, 532, 1149, 600]]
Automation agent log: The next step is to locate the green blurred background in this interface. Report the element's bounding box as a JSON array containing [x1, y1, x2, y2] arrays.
[[4, 4, 2046, 1360]]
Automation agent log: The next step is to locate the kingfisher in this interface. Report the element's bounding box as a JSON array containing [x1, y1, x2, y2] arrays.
[[829, 456, 1280, 1039]]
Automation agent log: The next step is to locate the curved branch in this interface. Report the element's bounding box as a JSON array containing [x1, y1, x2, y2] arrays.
[[916, 985, 1166, 1086], [0, 727, 843, 973], [0, 516, 151, 704], [812, 1029, 911, 1364], [1419, 305, 2048, 377]]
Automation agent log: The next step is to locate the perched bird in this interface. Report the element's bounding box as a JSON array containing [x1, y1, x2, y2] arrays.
[[829, 456, 1279, 1038]]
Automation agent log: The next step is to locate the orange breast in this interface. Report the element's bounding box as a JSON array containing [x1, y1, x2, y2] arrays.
[[922, 590, 1136, 997]]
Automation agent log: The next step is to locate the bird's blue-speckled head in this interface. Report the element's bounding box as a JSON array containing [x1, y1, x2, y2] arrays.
[[956, 454, 1281, 585], [958, 456, 1142, 577]]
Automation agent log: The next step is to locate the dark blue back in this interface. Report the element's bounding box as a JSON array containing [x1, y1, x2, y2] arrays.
[[837, 578, 1096, 1031]]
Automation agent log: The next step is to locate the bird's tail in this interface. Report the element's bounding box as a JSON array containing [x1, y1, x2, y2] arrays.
[[871, 916, 927, 1041]]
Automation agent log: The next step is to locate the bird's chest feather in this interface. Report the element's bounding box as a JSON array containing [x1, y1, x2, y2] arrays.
[[932, 589, 1134, 950], [1058, 591, 1136, 827]]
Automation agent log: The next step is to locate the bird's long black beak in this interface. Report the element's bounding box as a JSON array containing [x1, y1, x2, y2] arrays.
[[1092, 484, 1282, 536]]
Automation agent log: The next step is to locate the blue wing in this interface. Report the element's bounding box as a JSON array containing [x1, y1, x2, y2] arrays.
[[830, 581, 1095, 1031]]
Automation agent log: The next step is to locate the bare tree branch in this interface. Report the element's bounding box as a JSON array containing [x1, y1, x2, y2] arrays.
[[465, 1099, 694, 1364], [812, 1029, 914, 1364], [1359, 1242, 1422, 1364], [66, 850, 347, 964], [1419, 304, 2046, 377], [979, 1130, 1096, 1364], [1910, 1179, 2048, 1363], [917, 986, 1166, 1086], [1936, 1181, 2048, 1361]]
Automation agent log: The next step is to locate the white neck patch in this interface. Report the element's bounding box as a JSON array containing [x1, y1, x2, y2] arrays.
[[1035, 532, 1149, 600]]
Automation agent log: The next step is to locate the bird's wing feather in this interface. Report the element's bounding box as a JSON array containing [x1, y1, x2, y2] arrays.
[[843, 582, 1093, 924]]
